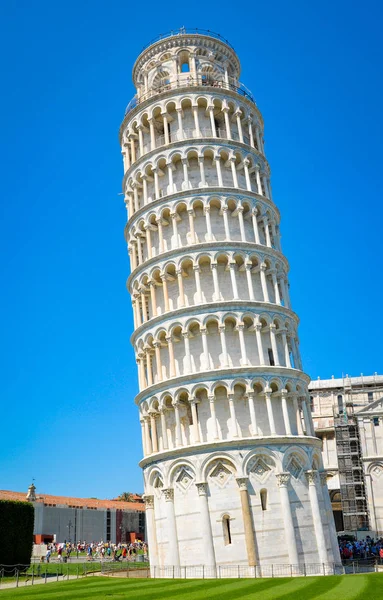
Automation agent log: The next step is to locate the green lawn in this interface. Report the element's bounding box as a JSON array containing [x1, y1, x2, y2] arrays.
[[1, 562, 148, 583], [1, 573, 383, 599]]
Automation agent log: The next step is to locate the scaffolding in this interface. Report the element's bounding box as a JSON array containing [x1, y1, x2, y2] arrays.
[[334, 399, 370, 531]]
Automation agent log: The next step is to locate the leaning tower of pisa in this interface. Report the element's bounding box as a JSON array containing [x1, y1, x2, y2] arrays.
[[119, 29, 340, 576]]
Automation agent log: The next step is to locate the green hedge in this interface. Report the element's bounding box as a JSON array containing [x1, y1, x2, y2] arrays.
[[0, 500, 34, 568]]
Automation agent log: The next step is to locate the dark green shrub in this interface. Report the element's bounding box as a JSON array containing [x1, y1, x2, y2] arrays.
[[0, 500, 34, 569]]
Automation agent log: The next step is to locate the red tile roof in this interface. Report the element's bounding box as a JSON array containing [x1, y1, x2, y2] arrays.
[[0, 490, 145, 511]]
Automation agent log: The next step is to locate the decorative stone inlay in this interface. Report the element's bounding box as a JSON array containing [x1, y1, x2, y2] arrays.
[[249, 456, 272, 482], [175, 466, 194, 491], [208, 461, 233, 488], [287, 457, 303, 480], [372, 465, 383, 478]]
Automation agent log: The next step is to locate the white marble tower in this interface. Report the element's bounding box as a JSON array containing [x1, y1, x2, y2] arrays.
[[119, 29, 340, 575]]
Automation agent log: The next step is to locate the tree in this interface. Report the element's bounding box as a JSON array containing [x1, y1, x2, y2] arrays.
[[117, 492, 135, 502]]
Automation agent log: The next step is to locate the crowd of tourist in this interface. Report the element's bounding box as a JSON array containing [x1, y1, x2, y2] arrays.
[[43, 540, 147, 563], [339, 536, 383, 560]]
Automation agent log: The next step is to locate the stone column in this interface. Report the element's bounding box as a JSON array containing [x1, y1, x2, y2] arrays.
[[237, 206, 246, 241], [230, 157, 238, 187], [292, 394, 304, 435], [156, 217, 164, 251], [200, 326, 210, 370], [271, 270, 281, 304], [228, 393, 239, 438], [281, 332, 292, 368], [263, 216, 272, 247], [276, 473, 299, 565], [252, 210, 261, 244], [245, 263, 255, 300], [173, 401, 183, 447], [148, 118, 156, 150], [166, 335, 176, 377], [176, 269, 185, 307], [159, 407, 169, 450], [243, 160, 252, 191], [204, 206, 213, 239], [170, 212, 179, 248], [162, 489, 180, 566], [187, 208, 195, 242], [176, 108, 183, 140], [208, 394, 219, 439], [305, 470, 329, 565], [196, 483, 216, 569], [229, 262, 239, 299], [153, 168, 160, 200], [137, 125, 144, 156], [140, 419, 147, 456], [182, 159, 190, 190], [149, 411, 158, 452], [162, 113, 169, 144], [255, 165, 262, 195], [247, 117, 255, 147], [260, 263, 270, 302], [208, 106, 216, 137], [221, 205, 230, 239], [247, 392, 258, 435], [265, 388, 276, 435], [236, 111, 244, 142], [144, 416, 152, 454], [167, 162, 174, 194], [192, 105, 201, 136], [190, 398, 200, 443], [183, 332, 192, 374], [143, 495, 158, 571], [215, 156, 223, 186], [236, 478, 256, 566], [144, 224, 152, 258], [211, 262, 221, 301], [199, 157, 207, 187], [255, 322, 266, 365], [223, 107, 232, 139], [149, 281, 157, 317], [269, 324, 281, 366], [161, 272, 170, 312], [236, 323, 248, 365], [301, 399, 313, 436], [193, 265, 202, 303], [281, 389, 292, 435], [153, 341, 162, 382], [219, 325, 229, 367]]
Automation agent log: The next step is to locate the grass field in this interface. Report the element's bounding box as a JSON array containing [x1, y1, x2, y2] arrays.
[[1, 572, 383, 599]]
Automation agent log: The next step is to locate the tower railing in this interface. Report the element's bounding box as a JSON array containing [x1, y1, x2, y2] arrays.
[[124, 78, 255, 116], [138, 28, 235, 52]]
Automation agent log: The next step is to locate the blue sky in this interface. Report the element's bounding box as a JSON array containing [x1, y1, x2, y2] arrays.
[[0, 0, 382, 498]]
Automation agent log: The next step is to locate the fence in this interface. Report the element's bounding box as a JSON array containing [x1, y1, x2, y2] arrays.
[[2, 559, 382, 587], [149, 563, 346, 579]]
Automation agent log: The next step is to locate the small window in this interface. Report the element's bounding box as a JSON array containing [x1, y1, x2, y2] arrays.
[[260, 489, 267, 511], [309, 396, 314, 412], [268, 348, 275, 366], [337, 395, 343, 415], [373, 417, 380, 427], [222, 515, 232, 545], [368, 392, 373, 403]]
